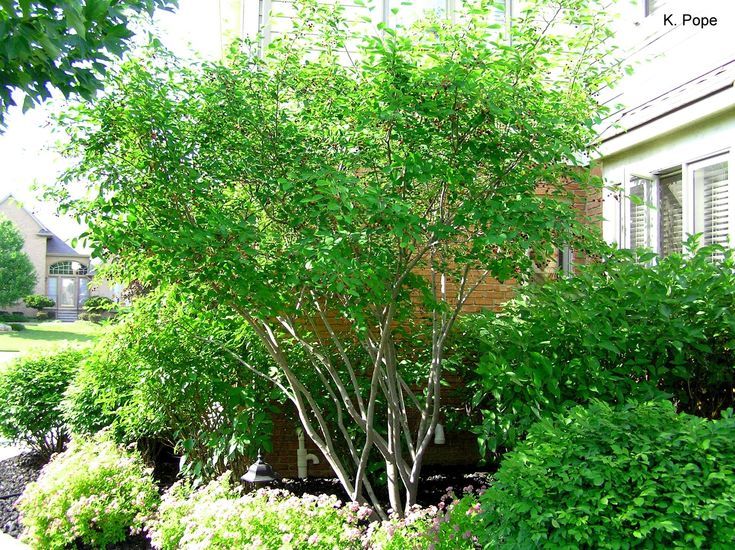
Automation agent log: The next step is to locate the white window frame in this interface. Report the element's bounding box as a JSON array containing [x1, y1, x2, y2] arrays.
[[620, 150, 732, 257], [644, 0, 669, 18], [686, 152, 734, 249], [622, 172, 656, 250]]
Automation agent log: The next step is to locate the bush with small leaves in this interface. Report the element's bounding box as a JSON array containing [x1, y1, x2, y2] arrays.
[[0, 348, 85, 457], [64, 286, 278, 483], [478, 401, 735, 548], [77, 312, 102, 323], [8, 322, 25, 331], [146, 474, 363, 549], [454, 241, 735, 457], [23, 294, 55, 311], [18, 436, 159, 550], [82, 295, 116, 312]]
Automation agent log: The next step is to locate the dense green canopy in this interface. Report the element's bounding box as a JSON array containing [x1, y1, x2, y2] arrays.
[[0, 0, 176, 125], [54, 0, 621, 514]]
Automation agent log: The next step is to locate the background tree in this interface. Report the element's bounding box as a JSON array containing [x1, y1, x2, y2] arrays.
[[54, 0, 621, 516], [0, 214, 36, 306], [0, 0, 177, 126]]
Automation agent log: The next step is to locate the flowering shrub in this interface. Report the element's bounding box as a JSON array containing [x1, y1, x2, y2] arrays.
[[365, 485, 484, 549], [146, 474, 365, 549], [18, 437, 159, 549]]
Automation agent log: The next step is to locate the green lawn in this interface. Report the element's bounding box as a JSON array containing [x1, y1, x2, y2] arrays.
[[0, 321, 103, 356]]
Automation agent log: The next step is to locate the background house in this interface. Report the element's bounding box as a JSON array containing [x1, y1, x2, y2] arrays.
[[597, 0, 735, 256], [0, 194, 114, 320]]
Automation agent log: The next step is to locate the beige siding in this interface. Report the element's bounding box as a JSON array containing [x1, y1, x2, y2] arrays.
[[0, 198, 46, 313]]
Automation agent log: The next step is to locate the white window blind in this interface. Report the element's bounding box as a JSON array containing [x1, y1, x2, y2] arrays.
[[658, 171, 683, 257], [694, 160, 729, 253], [645, 0, 665, 16], [629, 178, 651, 249]]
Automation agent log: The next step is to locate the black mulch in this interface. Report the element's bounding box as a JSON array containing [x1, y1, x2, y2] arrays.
[[0, 452, 44, 539]]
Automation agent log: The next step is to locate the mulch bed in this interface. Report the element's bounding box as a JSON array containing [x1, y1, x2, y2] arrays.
[[0, 453, 44, 539]]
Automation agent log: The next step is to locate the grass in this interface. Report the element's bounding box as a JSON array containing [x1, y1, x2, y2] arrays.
[[0, 321, 102, 356]]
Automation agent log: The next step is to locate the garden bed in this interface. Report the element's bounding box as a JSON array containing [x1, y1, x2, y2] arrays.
[[0, 447, 490, 546], [0, 453, 43, 539]]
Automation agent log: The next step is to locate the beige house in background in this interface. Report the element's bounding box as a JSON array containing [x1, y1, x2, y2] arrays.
[[0, 194, 113, 321]]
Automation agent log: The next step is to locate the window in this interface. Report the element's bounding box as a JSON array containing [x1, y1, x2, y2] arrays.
[[645, 0, 665, 16], [558, 245, 573, 275], [658, 170, 683, 257], [625, 175, 655, 250], [622, 154, 731, 258], [78, 279, 89, 308], [387, 0, 448, 27], [46, 278, 58, 303], [49, 260, 88, 275], [693, 159, 729, 247]]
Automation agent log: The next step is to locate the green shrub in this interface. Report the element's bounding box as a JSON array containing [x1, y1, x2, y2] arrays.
[[478, 401, 735, 549], [11, 311, 26, 321], [0, 348, 85, 456], [23, 294, 55, 311], [8, 322, 25, 331], [63, 286, 278, 483], [455, 241, 735, 455], [77, 312, 102, 323], [147, 475, 362, 549], [82, 295, 116, 312], [36, 311, 49, 320], [18, 437, 159, 550]]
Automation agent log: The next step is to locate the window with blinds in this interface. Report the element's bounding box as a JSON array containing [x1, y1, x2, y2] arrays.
[[645, 0, 665, 16], [694, 160, 729, 253], [629, 178, 651, 249], [658, 171, 683, 257], [621, 155, 731, 260]]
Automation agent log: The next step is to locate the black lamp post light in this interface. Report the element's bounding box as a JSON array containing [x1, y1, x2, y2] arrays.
[[241, 450, 278, 485]]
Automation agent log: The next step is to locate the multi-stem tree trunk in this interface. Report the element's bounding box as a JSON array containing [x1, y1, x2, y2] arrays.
[[224, 258, 489, 518]]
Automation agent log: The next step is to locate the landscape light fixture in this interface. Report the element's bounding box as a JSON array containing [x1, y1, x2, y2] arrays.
[[241, 450, 278, 484]]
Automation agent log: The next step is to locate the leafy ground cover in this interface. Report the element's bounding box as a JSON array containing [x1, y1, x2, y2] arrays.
[[0, 322, 102, 359]]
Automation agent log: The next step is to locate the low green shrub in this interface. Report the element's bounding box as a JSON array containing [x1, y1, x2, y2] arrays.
[[77, 312, 102, 323], [23, 294, 55, 311], [478, 401, 735, 548], [146, 475, 362, 549], [0, 311, 17, 322], [36, 311, 49, 320], [82, 295, 116, 312], [18, 437, 159, 550], [453, 241, 735, 456], [0, 348, 85, 456], [63, 286, 278, 483], [8, 322, 25, 331]]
